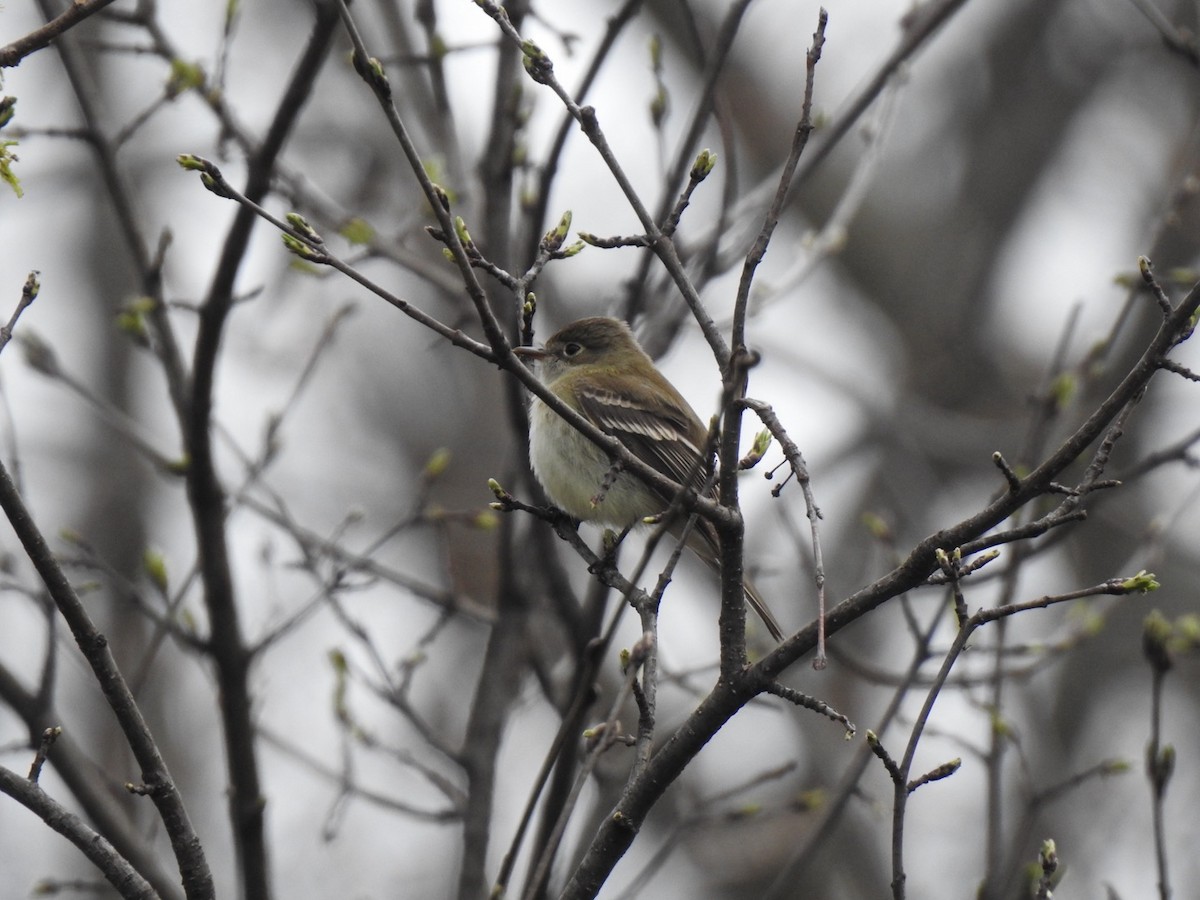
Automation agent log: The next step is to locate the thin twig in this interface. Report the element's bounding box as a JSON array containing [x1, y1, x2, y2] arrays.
[[0, 0, 120, 68]]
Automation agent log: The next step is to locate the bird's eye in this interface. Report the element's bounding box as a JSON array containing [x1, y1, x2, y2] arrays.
[[563, 341, 583, 357]]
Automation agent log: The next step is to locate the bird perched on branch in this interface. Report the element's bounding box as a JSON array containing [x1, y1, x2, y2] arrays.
[[515, 316, 784, 642]]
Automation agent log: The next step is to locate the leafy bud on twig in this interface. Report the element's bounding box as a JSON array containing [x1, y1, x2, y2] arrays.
[[738, 429, 772, 470], [1120, 570, 1159, 593], [281, 233, 325, 262], [541, 210, 572, 253], [520, 40, 553, 83], [175, 154, 207, 172], [286, 213, 323, 245], [690, 148, 717, 181]]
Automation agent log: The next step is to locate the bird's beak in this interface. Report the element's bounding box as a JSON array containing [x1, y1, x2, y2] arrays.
[[513, 345, 547, 361]]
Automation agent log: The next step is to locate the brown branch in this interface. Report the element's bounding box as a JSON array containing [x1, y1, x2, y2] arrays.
[[0, 766, 157, 899], [0, 0, 120, 68], [561, 271, 1200, 897], [184, 5, 340, 898], [0, 460, 213, 898]]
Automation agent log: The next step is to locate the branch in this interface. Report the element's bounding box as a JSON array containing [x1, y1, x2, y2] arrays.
[[0, 767, 157, 899], [184, 5, 341, 898], [562, 268, 1200, 897], [0, 0, 120, 68], [0, 459, 213, 898]]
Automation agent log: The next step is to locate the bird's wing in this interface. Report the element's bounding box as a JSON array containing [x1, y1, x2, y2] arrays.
[[576, 386, 709, 499]]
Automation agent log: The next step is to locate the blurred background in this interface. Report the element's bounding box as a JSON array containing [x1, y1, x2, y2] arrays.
[[1, 0, 1199, 897]]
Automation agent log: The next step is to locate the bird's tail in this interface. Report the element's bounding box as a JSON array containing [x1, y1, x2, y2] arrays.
[[687, 519, 786, 642], [742, 574, 786, 643]]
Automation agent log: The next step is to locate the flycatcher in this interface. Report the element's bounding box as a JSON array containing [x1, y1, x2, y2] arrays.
[[515, 316, 785, 641]]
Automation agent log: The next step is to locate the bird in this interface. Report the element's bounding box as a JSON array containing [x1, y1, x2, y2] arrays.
[[514, 316, 785, 641]]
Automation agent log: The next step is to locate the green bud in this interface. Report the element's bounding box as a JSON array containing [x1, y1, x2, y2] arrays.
[[143, 548, 169, 594], [520, 40, 553, 83], [167, 59, 206, 97], [281, 233, 320, 261], [198, 170, 233, 198], [1122, 570, 1160, 593], [861, 512, 892, 541], [176, 154, 207, 171], [115, 307, 148, 343], [690, 148, 717, 180], [454, 215, 473, 247], [286, 212, 323, 244], [521, 39, 547, 62], [542, 210, 572, 252], [21, 270, 39, 304], [1175, 613, 1200, 648], [423, 447, 452, 479], [430, 183, 452, 213]]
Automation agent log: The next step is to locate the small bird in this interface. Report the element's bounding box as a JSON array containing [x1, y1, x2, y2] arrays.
[[514, 316, 785, 641]]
